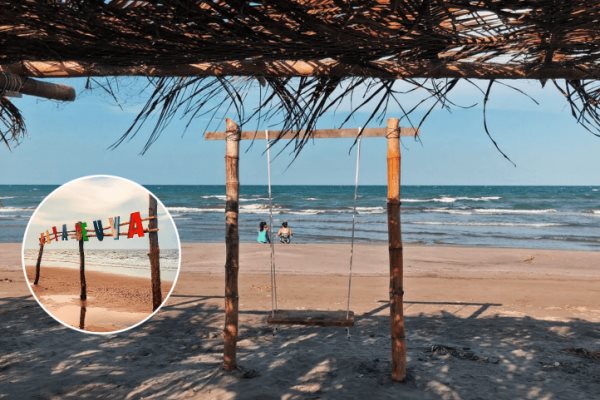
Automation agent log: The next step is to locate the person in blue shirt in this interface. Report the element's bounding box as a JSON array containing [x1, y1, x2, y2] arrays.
[[257, 221, 270, 244]]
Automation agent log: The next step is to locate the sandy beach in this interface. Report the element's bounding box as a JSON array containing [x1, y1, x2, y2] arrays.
[[24, 266, 174, 332], [1, 242, 599, 399]]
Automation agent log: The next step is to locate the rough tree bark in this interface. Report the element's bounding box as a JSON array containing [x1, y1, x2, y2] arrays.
[[387, 117, 407, 382], [223, 117, 240, 371]]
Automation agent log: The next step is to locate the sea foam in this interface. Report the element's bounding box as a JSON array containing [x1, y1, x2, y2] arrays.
[[403, 196, 501, 203], [0, 206, 34, 213], [474, 208, 557, 215], [168, 206, 222, 213], [412, 221, 564, 228]]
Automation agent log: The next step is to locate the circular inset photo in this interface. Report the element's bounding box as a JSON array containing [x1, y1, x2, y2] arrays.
[[22, 175, 181, 334]]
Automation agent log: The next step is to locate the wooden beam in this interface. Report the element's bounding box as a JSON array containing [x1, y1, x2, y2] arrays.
[[206, 127, 418, 140], [386, 117, 406, 382], [2, 59, 598, 80], [223, 117, 240, 372], [0, 72, 75, 101]]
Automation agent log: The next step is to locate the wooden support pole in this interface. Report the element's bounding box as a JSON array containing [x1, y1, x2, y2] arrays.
[[33, 243, 44, 285], [79, 239, 87, 301], [148, 194, 162, 311], [223, 117, 240, 371], [386, 117, 407, 382]]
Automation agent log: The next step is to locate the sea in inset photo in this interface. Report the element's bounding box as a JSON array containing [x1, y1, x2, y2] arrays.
[[21, 175, 180, 333]]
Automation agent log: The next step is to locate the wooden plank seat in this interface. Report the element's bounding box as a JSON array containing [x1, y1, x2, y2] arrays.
[[267, 309, 355, 327]]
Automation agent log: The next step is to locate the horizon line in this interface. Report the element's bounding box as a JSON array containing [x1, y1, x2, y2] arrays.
[[1, 183, 599, 187]]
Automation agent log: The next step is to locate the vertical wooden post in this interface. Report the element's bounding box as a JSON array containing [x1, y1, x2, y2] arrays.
[[148, 194, 162, 311], [224, 117, 240, 371], [387, 117, 406, 382], [79, 301, 87, 330], [79, 238, 87, 301], [33, 243, 44, 285]]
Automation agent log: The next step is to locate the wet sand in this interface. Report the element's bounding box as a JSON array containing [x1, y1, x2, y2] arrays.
[[1, 243, 599, 399], [25, 265, 174, 332]]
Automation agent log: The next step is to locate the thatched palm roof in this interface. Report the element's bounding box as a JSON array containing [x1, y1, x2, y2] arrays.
[[1, 0, 599, 154]]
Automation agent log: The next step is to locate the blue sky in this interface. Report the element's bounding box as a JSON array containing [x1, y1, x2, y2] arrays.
[[1, 78, 599, 185]]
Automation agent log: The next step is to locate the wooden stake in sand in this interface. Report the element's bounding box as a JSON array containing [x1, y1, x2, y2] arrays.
[[33, 242, 44, 285], [148, 194, 162, 311], [386, 117, 406, 382], [223, 118, 241, 371], [77, 224, 87, 301], [79, 301, 87, 330]]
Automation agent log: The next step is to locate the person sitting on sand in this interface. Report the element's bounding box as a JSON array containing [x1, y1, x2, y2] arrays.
[[277, 221, 293, 244], [257, 221, 270, 244]]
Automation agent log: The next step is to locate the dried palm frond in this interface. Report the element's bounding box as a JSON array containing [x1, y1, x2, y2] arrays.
[[0, 0, 598, 154], [0, 97, 25, 150]]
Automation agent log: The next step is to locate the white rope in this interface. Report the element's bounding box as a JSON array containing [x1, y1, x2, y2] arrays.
[[264, 127, 361, 329], [346, 130, 362, 320], [266, 129, 278, 315]]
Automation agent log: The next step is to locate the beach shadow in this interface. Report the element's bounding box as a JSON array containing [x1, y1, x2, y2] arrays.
[[364, 300, 503, 320], [1, 295, 598, 399]]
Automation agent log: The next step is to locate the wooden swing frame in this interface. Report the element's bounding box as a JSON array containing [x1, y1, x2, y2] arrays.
[[206, 117, 417, 381]]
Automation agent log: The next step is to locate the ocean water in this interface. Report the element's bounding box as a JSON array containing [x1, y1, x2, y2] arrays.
[[2, 185, 599, 250], [23, 248, 179, 281]]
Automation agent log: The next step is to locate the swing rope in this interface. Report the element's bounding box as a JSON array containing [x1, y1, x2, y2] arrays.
[[346, 132, 361, 320], [265, 130, 278, 316], [265, 128, 362, 323]]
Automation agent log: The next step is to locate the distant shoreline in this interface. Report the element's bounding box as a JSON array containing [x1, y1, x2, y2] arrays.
[[1, 184, 600, 187], [12, 240, 600, 253]]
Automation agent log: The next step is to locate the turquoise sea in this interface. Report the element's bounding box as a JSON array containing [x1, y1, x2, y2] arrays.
[[2, 185, 599, 250]]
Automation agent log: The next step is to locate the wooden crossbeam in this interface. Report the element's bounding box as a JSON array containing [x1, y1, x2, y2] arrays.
[[3, 60, 598, 80], [205, 127, 418, 140]]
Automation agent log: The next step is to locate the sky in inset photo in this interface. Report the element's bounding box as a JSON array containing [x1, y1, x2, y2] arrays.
[[24, 176, 179, 250]]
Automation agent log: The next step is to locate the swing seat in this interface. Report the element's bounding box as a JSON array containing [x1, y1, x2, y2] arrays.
[[267, 309, 355, 327]]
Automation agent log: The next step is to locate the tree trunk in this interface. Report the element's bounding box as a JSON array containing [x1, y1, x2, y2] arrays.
[[223, 118, 240, 371], [148, 194, 162, 311], [387, 117, 406, 382]]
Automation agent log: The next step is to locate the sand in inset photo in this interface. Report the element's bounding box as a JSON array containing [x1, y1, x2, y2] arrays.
[[22, 175, 180, 333]]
